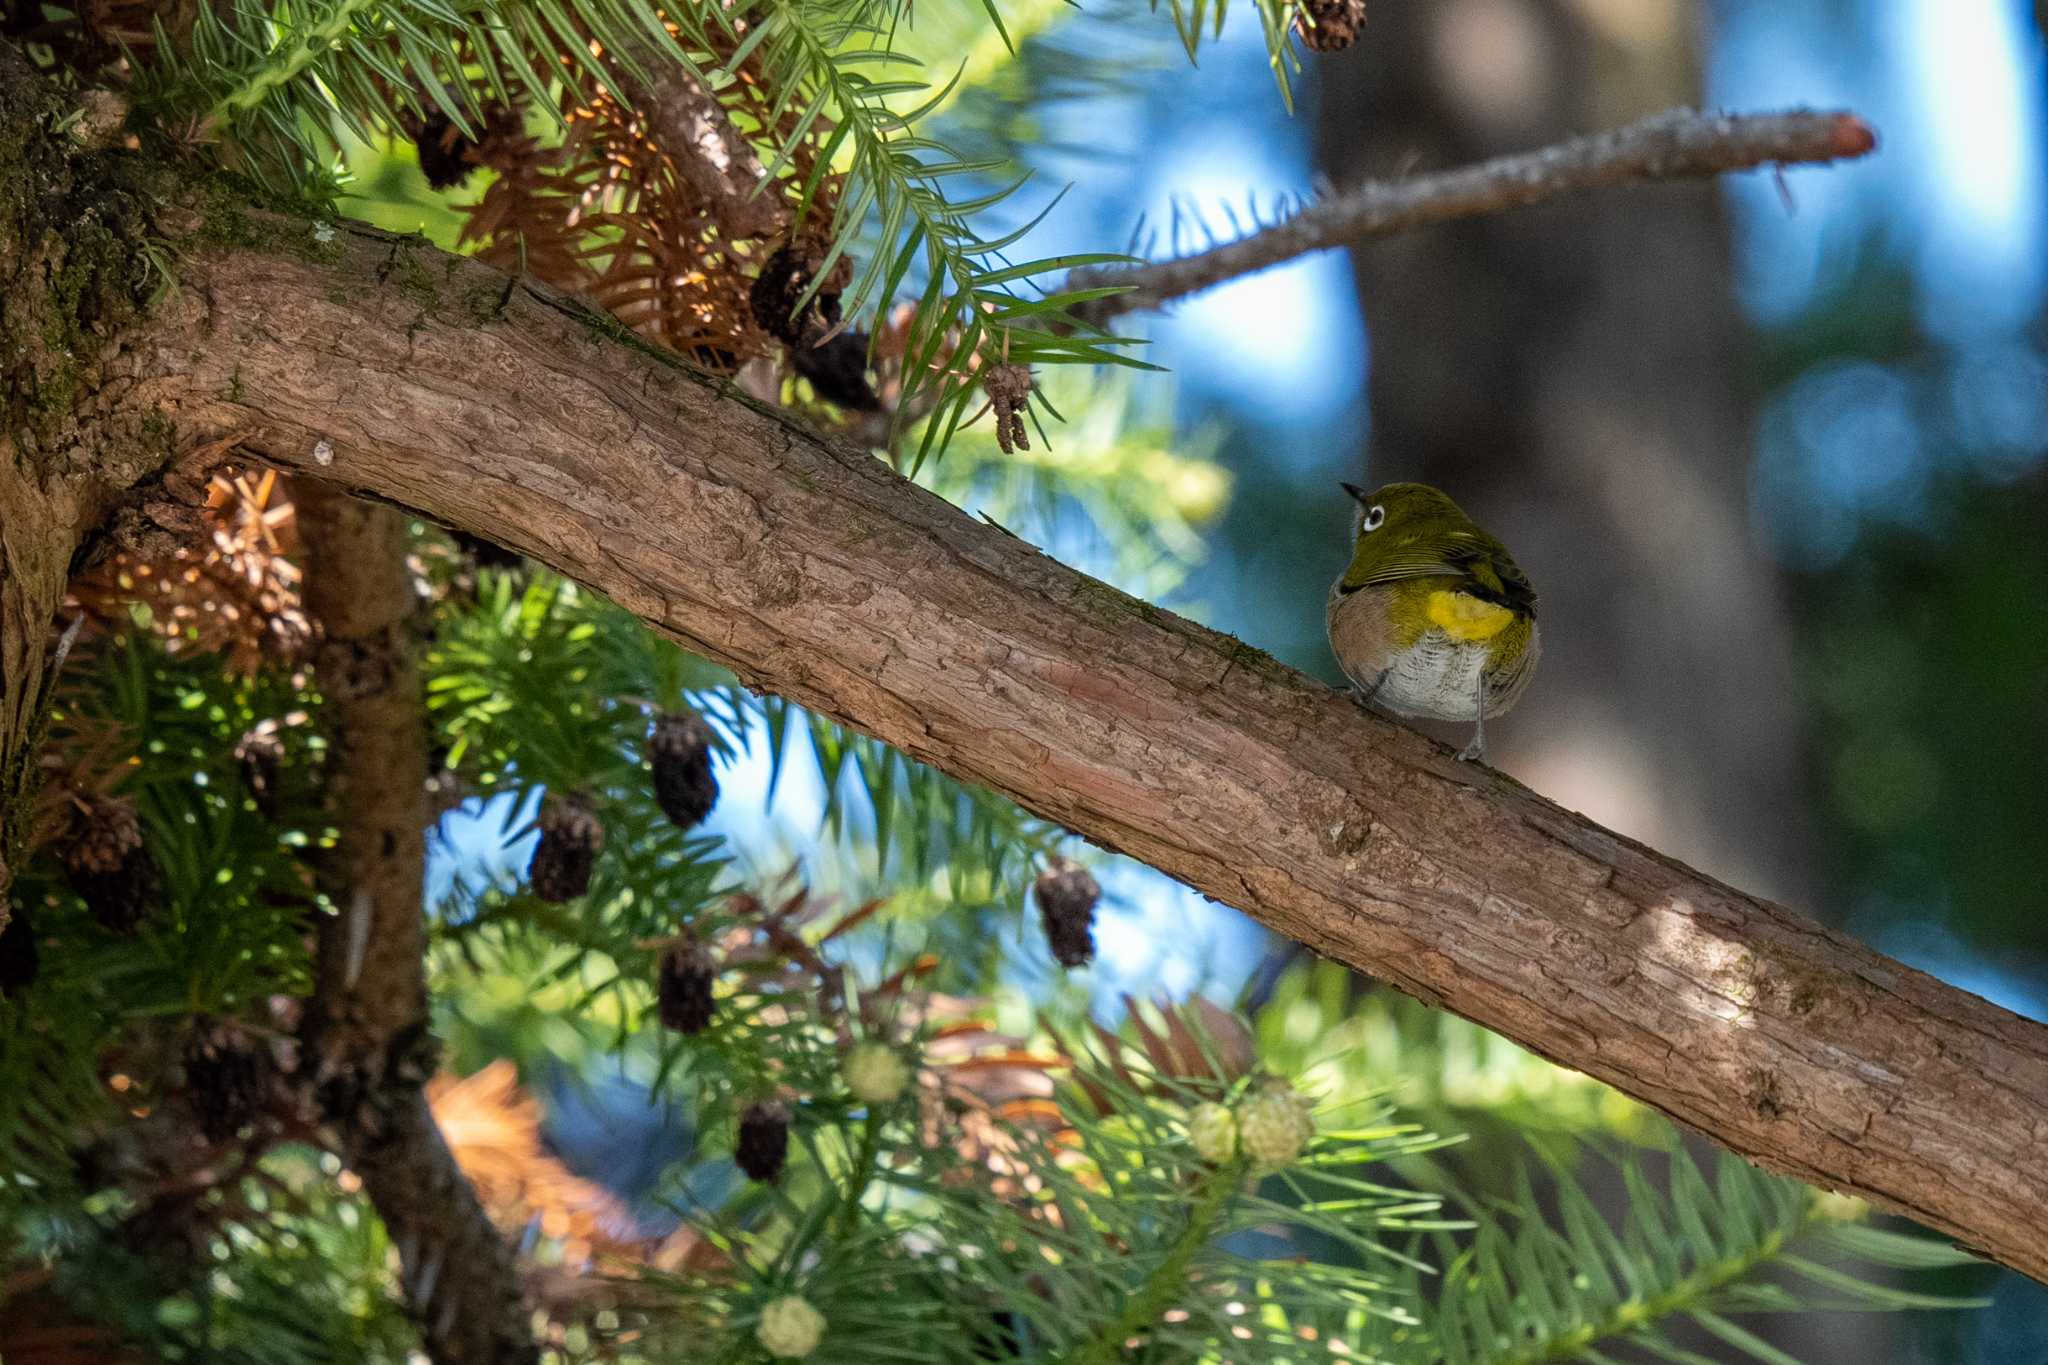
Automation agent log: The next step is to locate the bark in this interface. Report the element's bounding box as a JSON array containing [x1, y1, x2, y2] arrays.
[[609, 55, 785, 242], [296, 486, 535, 1363], [0, 42, 183, 911], [298, 486, 430, 1056], [75, 217, 2048, 1285], [0, 462, 76, 910]]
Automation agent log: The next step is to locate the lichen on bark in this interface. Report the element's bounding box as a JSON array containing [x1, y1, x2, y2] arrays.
[[0, 42, 183, 908], [0, 51, 165, 452]]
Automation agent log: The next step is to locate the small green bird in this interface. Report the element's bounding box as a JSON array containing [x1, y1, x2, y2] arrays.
[[1326, 482, 1540, 763]]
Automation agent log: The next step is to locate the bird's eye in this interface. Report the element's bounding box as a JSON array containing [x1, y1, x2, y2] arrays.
[[1362, 505, 1385, 532]]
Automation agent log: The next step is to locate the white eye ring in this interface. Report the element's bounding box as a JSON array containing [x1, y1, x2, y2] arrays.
[[1362, 505, 1386, 532]]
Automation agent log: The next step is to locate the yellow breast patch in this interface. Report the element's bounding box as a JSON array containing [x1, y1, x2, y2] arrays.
[[1425, 590, 1515, 642]]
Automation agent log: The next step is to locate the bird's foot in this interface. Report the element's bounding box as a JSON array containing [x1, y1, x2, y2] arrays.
[[1456, 736, 1486, 764], [1349, 671, 1389, 711]]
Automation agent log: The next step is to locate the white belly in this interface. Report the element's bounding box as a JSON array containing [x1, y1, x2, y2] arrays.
[[1376, 629, 1496, 722]]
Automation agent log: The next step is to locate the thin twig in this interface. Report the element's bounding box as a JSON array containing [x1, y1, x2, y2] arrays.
[[1071, 107, 1876, 325]]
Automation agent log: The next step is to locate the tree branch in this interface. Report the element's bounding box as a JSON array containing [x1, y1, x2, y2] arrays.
[[610, 55, 785, 242], [97, 215, 2048, 1286], [296, 487, 536, 1364], [1070, 108, 1877, 324]]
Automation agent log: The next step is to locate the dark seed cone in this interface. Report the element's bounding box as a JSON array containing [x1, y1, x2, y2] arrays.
[[415, 113, 476, 189], [62, 798, 162, 934], [529, 796, 603, 903], [749, 246, 841, 346], [793, 331, 881, 411], [735, 1100, 790, 1182], [413, 109, 527, 191], [234, 728, 284, 819], [657, 942, 717, 1034], [751, 248, 878, 410], [0, 905, 39, 997], [1294, 0, 1366, 52], [650, 711, 721, 831], [1034, 859, 1100, 969], [186, 1019, 272, 1142]]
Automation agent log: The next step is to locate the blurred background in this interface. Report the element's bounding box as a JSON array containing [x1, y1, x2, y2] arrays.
[[353, 0, 2047, 1358]]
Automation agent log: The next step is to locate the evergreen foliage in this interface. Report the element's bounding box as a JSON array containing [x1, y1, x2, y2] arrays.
[[0, 0, 1999, 1357]]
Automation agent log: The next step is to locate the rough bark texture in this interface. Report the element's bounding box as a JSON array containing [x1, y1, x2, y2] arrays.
[[298, 486, 431, 1050], [0, 42, 181, 912], [90, 218, 2048, 1284], [297, 487, 534, 1363], [0, 461, 75, 911]]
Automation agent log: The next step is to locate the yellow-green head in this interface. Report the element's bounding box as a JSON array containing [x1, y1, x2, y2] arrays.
[[1336, 482, 1536, 618]]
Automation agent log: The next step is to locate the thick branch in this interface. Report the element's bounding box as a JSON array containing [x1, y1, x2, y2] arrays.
[[108, 217, 2048, 1285], [1071, 108, 1876, 323], [296, 488, 534, 1364]]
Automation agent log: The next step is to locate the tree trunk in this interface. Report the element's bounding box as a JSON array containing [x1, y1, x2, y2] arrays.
[[1314, 1, 1817, 904], [297, 488, 535, 1362], [0, 41, 182, 912]]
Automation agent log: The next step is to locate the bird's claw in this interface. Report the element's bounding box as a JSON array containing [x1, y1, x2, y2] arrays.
[[1349, 671, 1389, 711]]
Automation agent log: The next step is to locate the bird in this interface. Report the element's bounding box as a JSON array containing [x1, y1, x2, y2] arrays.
[[1326, 481, 1540, 763]]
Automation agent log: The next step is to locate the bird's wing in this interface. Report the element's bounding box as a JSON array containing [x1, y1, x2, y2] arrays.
[[1341, 530, 1537, 617], [1449, 536, 1538, 616]]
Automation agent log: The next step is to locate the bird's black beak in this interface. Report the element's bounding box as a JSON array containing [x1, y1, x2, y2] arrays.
[[1340, 481, 1370, 504]]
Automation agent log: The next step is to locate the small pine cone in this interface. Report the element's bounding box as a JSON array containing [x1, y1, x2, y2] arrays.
[[650, 711, 720, 831], [1034, 858, 1099, 969], [414, 112, 476, 190], [234, 727, 284, 818], [736, 1100, 791, 1182], [62, 798, 162, 934], [529, 796, 602, 903], [983, 362, 1033, 454], [0, 905, 39, 997], [1187, 1101, 1239, 1165], [1238, 1080, 1315, 1168], [749, 246, 841, 346], [186, 1019, 272, 1141], [756, 1293, 827, 1359], [657, 942, 717, 1034], [792, 331, 881, 411], [1294, 0, 1366, 52]]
